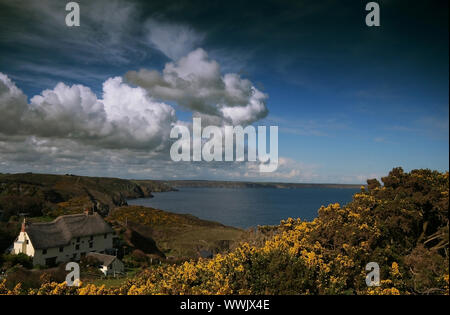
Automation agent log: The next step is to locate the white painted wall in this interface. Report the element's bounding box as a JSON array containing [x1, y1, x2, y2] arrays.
[[100, 258, 125, 276], [13, 232, 114, 266], [12, 231, 35, 257]]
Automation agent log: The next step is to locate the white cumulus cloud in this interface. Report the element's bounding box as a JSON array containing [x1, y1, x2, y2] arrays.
[[0, 73, 176, 151], [126, 48, 268, 125]]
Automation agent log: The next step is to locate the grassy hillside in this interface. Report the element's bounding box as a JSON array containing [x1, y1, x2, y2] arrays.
[[5, 167, 446, 295], [0, 172, 173, 221], [108, 205, 244, 259], [0, 172, 173, 254]]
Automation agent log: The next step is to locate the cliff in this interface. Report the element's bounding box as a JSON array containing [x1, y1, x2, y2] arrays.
[[0, 173, 173, 220]]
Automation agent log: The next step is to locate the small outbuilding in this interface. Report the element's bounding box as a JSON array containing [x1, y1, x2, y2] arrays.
[[86, 252, 124, 276], [199, 249, 213, 259]]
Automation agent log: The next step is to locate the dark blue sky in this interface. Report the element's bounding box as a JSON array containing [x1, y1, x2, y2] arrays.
[[0, 0, 448, 183]]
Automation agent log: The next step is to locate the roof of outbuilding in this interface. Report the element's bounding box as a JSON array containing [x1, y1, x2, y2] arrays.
[[25, 213, 114, 250], [86, 252, 117, 266]]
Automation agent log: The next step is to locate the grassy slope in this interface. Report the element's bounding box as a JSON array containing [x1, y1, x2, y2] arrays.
[[108, 205, 245, 258], [0, 172, 173, 219]]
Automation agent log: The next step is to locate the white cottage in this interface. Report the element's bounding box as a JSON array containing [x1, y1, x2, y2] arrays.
[[86, 252, 124, 276], [12, 212, 115, 267]]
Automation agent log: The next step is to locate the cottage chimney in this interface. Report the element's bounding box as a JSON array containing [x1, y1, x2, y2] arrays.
[[21, 218, 27, 232]]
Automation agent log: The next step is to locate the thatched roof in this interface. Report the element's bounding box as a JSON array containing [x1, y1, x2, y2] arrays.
[[25, 213, 113, 250], [86, 252, 117, 266]]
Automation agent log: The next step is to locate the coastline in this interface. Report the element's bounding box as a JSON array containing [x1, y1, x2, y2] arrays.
[[156, 180, 363, 190]]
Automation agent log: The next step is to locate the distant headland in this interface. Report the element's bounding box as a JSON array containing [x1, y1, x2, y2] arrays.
[[158, 179, 362, 189]]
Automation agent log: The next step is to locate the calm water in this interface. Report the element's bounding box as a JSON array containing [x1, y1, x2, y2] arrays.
[[127, 187, 359, 228]]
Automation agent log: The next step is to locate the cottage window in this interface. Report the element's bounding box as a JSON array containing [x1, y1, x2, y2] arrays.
[[104, 233, 107, 239], [89, 242, 93, 248], [26, 240, 29, 244], [76, 237, 80, 243], [90, 235, 94, 241], [42, 249, 47, 255], [59, 246, 64, 253], [75, 244, 80, 250]]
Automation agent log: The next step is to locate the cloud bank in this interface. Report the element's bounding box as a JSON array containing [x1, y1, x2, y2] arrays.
[[0, 73, 176, 151], [0, 49, 328, 182], [1, 48, 268, 154], [125, 49, 268, 125]]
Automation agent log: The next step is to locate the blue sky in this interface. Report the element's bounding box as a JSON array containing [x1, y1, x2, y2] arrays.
[[0, 0, 448, 183]]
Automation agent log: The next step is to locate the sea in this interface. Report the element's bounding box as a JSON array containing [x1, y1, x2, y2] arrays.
[[127, 187, 359, 228]]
